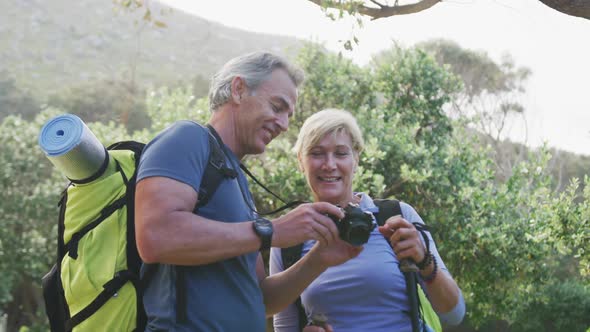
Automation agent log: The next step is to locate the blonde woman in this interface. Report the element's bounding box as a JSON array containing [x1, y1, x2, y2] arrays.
[[270, 109, 465, 332]]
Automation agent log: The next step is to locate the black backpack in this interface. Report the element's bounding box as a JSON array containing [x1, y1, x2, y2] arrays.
[[42, 124, 236, 332]]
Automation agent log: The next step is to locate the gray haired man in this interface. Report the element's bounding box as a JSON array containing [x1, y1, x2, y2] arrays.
[[135, 52, 361, 331]]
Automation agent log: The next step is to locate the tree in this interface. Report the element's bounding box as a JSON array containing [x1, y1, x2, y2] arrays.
[[418, 39, 532, 181], [306, 0, 590, 20]]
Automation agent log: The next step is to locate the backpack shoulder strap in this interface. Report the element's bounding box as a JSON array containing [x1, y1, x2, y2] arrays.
[[107, 140, 147, 329], [194, 125, 237, 211], [281, 244, 304, 271], [178, 124, 237, 323], [281, 244, 308, 330], [373, 199, 402, 226], [107, 140, 146, 156]]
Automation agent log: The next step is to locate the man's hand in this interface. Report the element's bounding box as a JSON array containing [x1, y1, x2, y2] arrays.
[[271, 202, 344, 248], [378, 215, 426, 264]]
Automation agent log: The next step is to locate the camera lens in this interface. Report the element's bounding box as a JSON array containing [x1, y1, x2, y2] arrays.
[[347, 224, 372, 246]]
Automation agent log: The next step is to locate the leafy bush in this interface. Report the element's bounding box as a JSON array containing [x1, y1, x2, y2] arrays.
[[511, 280, 590, 332]]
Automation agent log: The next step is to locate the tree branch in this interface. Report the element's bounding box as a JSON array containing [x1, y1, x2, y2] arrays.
[[538, 0, 590, 19], [307, 0, 442, 20], [308, 0, 590, 20]]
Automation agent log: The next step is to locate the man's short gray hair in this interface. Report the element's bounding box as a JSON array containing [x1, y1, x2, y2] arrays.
[[208, 52, 304, 111]]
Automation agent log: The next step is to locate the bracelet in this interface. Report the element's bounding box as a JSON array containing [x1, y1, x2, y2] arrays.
[[416, 251, 432, 270], [421, 254, 438, 284]]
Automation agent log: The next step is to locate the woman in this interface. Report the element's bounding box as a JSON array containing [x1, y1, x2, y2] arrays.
[[270, 109, 465, 332]]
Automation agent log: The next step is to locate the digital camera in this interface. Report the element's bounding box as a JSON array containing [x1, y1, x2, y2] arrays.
[[331, 203, 375, 246]]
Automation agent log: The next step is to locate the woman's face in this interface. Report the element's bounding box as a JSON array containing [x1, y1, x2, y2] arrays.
[[300, 130, 358, 206]]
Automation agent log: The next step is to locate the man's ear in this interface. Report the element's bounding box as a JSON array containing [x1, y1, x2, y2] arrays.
[[230, 76, 246, 104]]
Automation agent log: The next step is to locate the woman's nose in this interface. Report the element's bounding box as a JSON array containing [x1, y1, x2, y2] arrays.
[[322, 155, 336, 170]]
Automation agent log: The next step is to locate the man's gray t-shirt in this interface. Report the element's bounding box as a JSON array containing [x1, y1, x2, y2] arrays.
[[137, 121, 264, 332]]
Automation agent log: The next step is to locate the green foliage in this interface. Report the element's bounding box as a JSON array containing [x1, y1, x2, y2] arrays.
[[295, 44, 375, 130], [548, 148, 590, 194], [2, 43, 588, 331], [0, 110, 65, 328], [548, 176, 590, 276], [371, 45, 461, 147], [0, 112, 62, 303], [510, 280, 590, 332]]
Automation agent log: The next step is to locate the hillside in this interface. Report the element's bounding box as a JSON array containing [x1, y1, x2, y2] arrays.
[[0, 0, 302, 100]]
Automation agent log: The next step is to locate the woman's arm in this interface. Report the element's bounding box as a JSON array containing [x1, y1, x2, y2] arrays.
[[261, 240, 362, 316], [268, 247, 304, 332], [380, 202, 465, 325]]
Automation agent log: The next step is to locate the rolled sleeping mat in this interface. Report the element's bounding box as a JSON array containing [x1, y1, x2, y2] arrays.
[[39, 114, 109, 183]]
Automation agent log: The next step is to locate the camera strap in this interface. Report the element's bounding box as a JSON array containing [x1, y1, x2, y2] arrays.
[[206, 124, 306, 216], [239, 162, 307, 215]]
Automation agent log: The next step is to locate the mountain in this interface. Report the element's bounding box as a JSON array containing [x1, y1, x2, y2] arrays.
[[0, 0, 302, 100]]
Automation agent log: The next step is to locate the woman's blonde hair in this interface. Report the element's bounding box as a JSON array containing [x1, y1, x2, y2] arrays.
[[294, 109, 364, 158]]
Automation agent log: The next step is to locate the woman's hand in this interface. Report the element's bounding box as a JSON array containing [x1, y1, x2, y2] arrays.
[[378, 215, 426, 264]]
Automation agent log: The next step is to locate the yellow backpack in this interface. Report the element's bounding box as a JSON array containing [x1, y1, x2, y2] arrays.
[[42, 142, 146, 332], [42, 129, 235, 331]]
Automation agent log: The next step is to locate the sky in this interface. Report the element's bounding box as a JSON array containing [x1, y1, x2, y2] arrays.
[[161, 0, 590, 156]]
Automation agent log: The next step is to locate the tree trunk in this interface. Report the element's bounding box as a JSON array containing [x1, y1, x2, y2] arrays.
[[5, 277, 45, 331]]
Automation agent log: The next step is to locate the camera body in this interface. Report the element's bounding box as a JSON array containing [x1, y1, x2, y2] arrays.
[[331, 203, 375, 246]]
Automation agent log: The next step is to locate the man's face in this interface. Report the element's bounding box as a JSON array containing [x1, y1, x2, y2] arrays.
[[235, 69, 298, 156]]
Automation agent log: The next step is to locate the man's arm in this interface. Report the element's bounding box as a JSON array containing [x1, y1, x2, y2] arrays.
[[135, 176, 261, 265], [136, 176, 346, 265]]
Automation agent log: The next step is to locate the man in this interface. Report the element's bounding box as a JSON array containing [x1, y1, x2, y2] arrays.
[[135, 52, 360, 331]]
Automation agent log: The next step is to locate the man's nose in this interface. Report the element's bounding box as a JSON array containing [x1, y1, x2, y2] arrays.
[[276, 113, 289, 132]]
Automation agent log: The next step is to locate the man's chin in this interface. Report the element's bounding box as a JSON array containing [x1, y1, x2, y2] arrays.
[[251, 143, 267, 155]]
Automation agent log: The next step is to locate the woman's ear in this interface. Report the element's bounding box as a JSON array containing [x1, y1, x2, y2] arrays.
[[297, 153, 305, 172], [353, 153, 360, 173]]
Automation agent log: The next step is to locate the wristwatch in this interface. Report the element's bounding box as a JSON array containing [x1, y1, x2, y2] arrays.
[[252, 217, 273, 251]]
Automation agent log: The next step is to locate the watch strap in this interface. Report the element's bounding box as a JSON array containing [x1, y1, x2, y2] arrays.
[[253, 217, 273, 251]]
